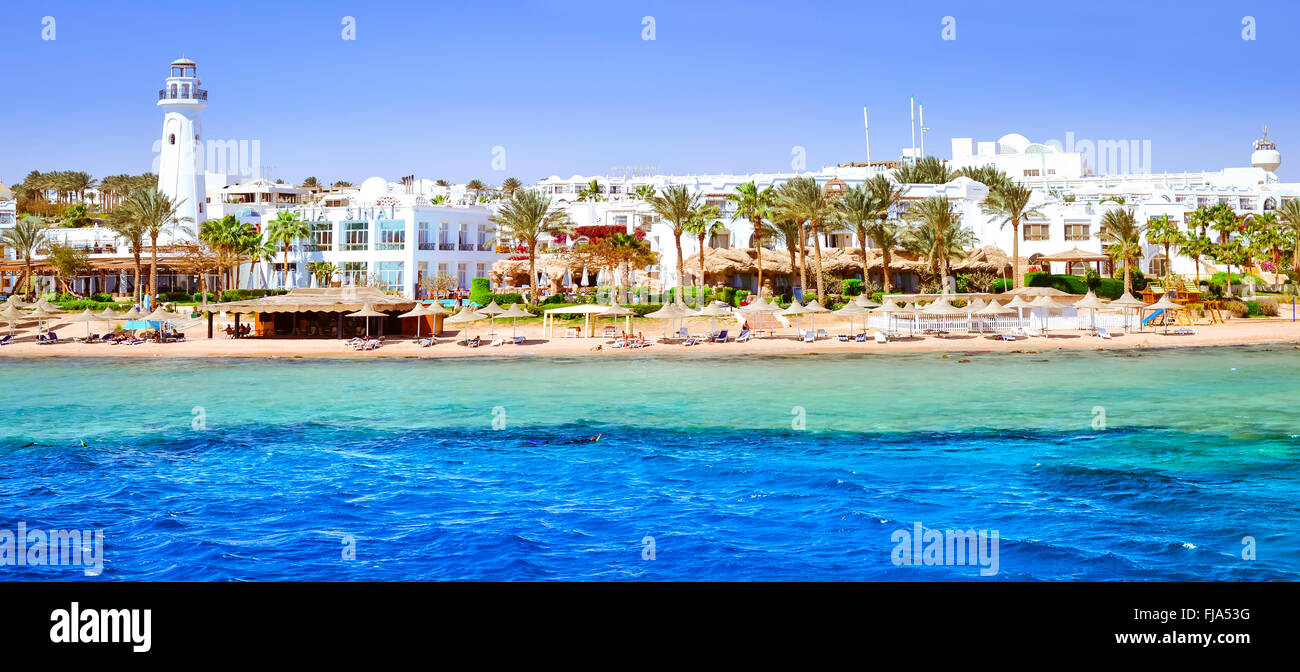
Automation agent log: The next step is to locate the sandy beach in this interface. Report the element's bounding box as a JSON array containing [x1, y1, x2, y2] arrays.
[[3, 310, 1298, 359]]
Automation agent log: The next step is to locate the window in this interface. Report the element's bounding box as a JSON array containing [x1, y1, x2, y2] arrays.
[[340, 262, 367, 286], [1067, 262, 1089, 276], [477, 224, 490, 250], [438, 222, 453, 250], [1150, 256, 1169, 277], [376, 261, 404, 292], [1024, 169, 1041, 177], [1065, 223, 1090, 241], [418, 221, 435, 250], [1023, 222, 1050, 241], [437, 263, 449, 278], [476, 263, 487, 280], [305, 221, 333, 252], [342, 221, 369, 251], [169, 134, 176, 145], [457, 263, 468, 289], [376, 219, 405, 250], [614, 215, 628, 227], [459, 224, 473, 251]]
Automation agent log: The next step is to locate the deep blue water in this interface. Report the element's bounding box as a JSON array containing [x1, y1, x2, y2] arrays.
[[1, 348, 1297, 580]]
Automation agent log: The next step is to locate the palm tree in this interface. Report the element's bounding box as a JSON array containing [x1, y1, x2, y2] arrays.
[[837, 182, 882, 288], [647, 185, 700, 305], [500, 177, 522, 199], [905, 196, 975, 284], [766, 215, 804, 292], [893, 156, 955, 184], [954, 165, 1010, 192], [1181, 231, 1214, 284], [104, 208, 147, 301], [980, 181, 1039, 289], [1277, 199, 1300, 276], [488, 189, 571, 303], [266, 211, 311, 289], [1145, 215, 1185, 282], [577, 179, 603, 202], [465, 179, 487, 201], [865, 218, 906, 294], [728, 181, 776, 297], [683, 204, 724, 302], [1, 216, 49, 300], [775, 177, 840, 303], [301, 176, 319, 188], [120, 188, 191, 305], [633, 185, 657, 201], [865, 175, 908, 291], [1096, 208, 1146, 295]]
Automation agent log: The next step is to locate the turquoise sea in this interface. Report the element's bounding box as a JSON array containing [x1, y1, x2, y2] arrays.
[[1, 346, 1297, 580]]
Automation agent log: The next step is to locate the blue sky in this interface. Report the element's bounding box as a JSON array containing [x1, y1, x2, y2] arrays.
[[1, 0, 1296, 185]]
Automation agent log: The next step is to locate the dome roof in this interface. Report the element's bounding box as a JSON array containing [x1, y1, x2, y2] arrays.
[[358, 176, 390, 202], [997, 133, 1031, 154], [171, 57, 196, 66]]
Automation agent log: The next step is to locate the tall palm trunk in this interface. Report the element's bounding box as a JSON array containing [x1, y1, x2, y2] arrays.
[[1011, 218, 1021, 289], [790, 219, 800, 293], [674, 231, 685, 305], [858, 234, 870, 293], [752, 218, 765, 298], [881, 249, 894, 293], [282, 245, 291, 289], [810, 218, 826, 303], [132, 251, 142, 303], [697, 232, 707, 301], [527, 245, 537, 304], [149, 234, 159, 304], [22, 258, 33, 300]]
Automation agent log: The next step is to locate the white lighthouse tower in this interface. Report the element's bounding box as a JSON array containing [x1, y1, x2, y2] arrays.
[[156, 57, 207, 225]]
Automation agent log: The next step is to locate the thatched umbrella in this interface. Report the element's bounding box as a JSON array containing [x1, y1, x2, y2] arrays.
[[398, 303, 429, 339], [1004, 294, 1033, 325], [922, 297, 969, 334], [34, 297, 64, 313], [872, 300, 908, 334], [26, 305, 57, 337], [600, 301, 637, 336], [496, 303, 532, 340], [693, 302, 731, 339], [780, 299, 807, 337], [1110, 292, 1149, 333], [478, 299, 506, 335], [645, 302, 690, 340], [739, 296, 781, 336], [974, 298, 1013, 334], [1029, 294, 1068, 336], [1073, 291, 1108, 332], [345, 303, 389, 338], [835, 301, 871, 336], [853, 294, 881, 308], [802, 299, 831, 339], [444, 306, 487, 342], [65, 308, 99, 340], [4, 295, 30, 310], [1148, 293, 1187, 335], [0, 304, 26, 338]]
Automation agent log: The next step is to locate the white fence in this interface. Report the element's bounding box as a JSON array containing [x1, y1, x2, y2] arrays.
[[867, 308, 1133, 334]]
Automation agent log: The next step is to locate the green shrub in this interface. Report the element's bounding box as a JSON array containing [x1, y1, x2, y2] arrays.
[[1222, 300, 1249, 318], [469, 278, 492, 306], [541, 293, 565, 305], [492, 292, 523, 306], [89, 293, 112, 302], [159, 291, 190, 302], [991, 279, 1013, 293], [192, 292, 215, 302], [1244, 299, 1279, 317], [733, 290, 750, 306], [842, 279, 863, 296]]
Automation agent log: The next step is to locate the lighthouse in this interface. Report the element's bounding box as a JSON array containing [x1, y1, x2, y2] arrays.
[[156, 57, 207, 225]]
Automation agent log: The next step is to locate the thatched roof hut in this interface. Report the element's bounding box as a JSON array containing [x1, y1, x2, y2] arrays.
[[952, 246, 1014, 273]]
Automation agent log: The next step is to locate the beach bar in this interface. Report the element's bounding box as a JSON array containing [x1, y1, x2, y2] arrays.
[[205, 287, 439, 339]]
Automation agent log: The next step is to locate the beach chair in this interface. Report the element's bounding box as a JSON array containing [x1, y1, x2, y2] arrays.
[[512, 336, 525, 345], [875, 332, 889, 344], [816, 329, 829, 340], [490, 338, 504, 347], [712, 330, 728, 343], [1173, 327, 1198, 335], [735, 329, 752, 342], [1012, 327, 1030, 339], [0, 335, 11, 346], [854, 333, 867, 342], [602, 326, 616, 339], [1097, 327, 1113, 340], [678, 327, 690, 341], [803, 331, 816, 343], [836, 334, 849, 342]]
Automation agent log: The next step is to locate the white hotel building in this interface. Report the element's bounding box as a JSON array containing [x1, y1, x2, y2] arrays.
[[528, 129, 1297, 292]]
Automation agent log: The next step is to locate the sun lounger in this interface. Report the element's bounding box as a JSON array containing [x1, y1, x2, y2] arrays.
[[836, 334, 849, 342], [490, 338, 504, 347], [816, 329, 829, 340], [1012, 327, 1031, 339], [712, 330, 728, 343], [0, 335, 10, 346], [803, 331, 815, 343], [1097, 327, 1113, 340], [854, 333, 867, 342], [875, 332, 889, 344], [512, 336, 525, 345], [1173, 327, 1198, 335], [996, 333, 1015, 341], [735, 329, 752, 342]]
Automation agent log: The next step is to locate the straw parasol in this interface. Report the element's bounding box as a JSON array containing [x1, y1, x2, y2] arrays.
[[1073, 291, 1108, 331], [121, 306, 143, 321], [803, 299, 831, 339], [1004, 294, 1034, 324], [1147, 294, 1187, 335], [478, 299, 506, 336], [0, 304, 25, 333], [397, 303, 429, 339], [835, 301, 871, 336], [973, 298, 1012, 333], [1109, 292, 1149, 333], [345, 303, 389, 338], [599, 301, 637, 336], [872, 300, 909, 335], [693, 302, 731, 339], [921, 298, 969, 334], [780, 299, 807, 337], [34, 297, 63, 313], [444, 306, 486, 341], [739, 296, 780, 336], [65, 308, 99, 339], [645, 301, 690, 340], [853, 294, 881, 308], [1029, 294, 1068, 336], [496, 303, 532, 340], [26, 305, 56, 336], [4, 295, 30, 309]]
